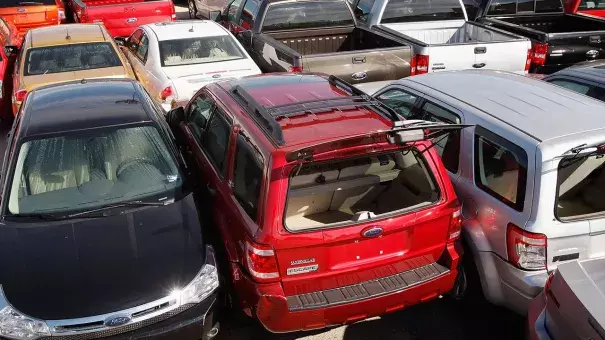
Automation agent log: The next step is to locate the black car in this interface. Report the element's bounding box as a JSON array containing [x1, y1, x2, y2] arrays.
[[542, 60, 605, 101], [0, 79, 219, 340]]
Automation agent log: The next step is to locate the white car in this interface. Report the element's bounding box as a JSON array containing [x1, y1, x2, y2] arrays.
[[120, 20, 261, 111]]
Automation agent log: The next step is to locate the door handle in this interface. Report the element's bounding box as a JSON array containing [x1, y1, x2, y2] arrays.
[[590, 35, 601, 44], [472, 63, 486, 69], [207, 183, 216, 196], [352, 56, 366, 64], [474, 47, 487, 54]]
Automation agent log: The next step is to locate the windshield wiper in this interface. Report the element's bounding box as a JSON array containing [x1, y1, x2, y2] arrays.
[[66, 200, 169, 218]]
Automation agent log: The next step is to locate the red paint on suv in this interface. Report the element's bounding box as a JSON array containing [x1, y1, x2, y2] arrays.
[[168, 73, 465, 333]]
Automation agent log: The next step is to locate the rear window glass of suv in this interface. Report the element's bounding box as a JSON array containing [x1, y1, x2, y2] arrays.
[[381, 0, 465, 23], [556, 152, 605, 220], [284, 149, 439, 231], [24, 43, 122, 76], [261, 1, 354, 31], [159, 36, 245, 67], [579, 0, 605, 9], [0, 0, 56, 7]]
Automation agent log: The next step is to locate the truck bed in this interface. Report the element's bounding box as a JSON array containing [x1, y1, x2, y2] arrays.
[[267, 27, 404, 55], [497, 13, 605, 33], [78, 0, 161, 7]]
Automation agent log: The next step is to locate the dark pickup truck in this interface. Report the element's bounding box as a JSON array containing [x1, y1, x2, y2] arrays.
[[212, 0, 412, 83], [474, 0, 605, 73]]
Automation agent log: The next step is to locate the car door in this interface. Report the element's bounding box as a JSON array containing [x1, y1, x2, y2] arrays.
[[132, 31, 152, 89], [124, 29, 144, 79]]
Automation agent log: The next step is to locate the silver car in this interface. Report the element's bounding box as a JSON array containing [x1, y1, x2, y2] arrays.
[[528, 257, 605, 340], [367, 70, 605, 314]]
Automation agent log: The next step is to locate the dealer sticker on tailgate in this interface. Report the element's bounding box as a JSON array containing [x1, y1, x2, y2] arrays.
[[287, 264, 319, 275]]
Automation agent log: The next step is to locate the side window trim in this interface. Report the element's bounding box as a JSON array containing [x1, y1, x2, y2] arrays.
[[199, 106, 233, 178]]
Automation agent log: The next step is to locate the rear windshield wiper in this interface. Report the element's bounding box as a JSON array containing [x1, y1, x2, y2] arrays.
[[66, 200, 169, 218]]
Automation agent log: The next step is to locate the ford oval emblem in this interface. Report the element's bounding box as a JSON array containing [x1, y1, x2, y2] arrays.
[[104, 315, 131, 327], [362, 226, 383, 238], [587, 50, 599, 58], [351, 72, 367, 81], [212, 74, 221, 79], [126, 17, 137, 23], [17, 7, 25, 12]]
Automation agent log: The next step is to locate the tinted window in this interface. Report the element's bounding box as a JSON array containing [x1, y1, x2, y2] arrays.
[[128, 29, 143, 53], [240, 0, 260, 29], [579, 0, 605, 9], [227, 0, 244, 23], [557, 153, 605, 220], [262, 1, 354, 31], [376, 88, 419, 118], [7, 126, 183, 215], [202, 110, 231, 175], [487, 0, 516, 15], [536, 0, 562, 12], [136, 33, 149, 62], [355, 0, 376, 22], [381, 0, 465, 23], [25, 43, 122, 76], [549, 79, 591, 95], [187, 94, 214, 140], [159, 37, 245, 67], [474, 128, 528, 211], [233, 134, 263, 220], [517, 0, 535, 11], [0, 0, 55, 7], [419, 102, 461, 173]]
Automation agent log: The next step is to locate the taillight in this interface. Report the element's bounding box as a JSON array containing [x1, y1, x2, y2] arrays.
[[448, 200, 462, 241], [288, 65, 303, 73], [246, 241, 280, 283], [525, 48, 532, 72], [160, 86, 173, 101], [14, 89, 27, 102], [170, 4, 176, 20], [58, 8, 66, 23], [410, 54, 429, 76], [531, 42, 548, 67], [507, 223, 547, 270]]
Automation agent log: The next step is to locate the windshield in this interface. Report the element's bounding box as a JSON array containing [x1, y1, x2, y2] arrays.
[[159, 36, 245, 67], [556, 152, 605, 220], [7, 125, 184, 216], [0, 0, 56, 7], [24, 42, 122, 76], [262, 1, 354, 32], [381, 0, 464, 23]]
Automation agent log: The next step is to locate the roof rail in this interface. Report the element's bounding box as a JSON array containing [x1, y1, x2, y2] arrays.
[[231, 85, 286, 145]]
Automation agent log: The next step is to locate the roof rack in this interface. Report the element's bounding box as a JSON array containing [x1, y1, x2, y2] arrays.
[[230, 75, 401, 146]]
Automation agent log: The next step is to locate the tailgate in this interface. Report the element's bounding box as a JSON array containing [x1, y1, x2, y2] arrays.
[[301, 46, 411, 84], [0, 5, 58, 30], [83, 0, 173, 35], [547, 33, 605, 67]]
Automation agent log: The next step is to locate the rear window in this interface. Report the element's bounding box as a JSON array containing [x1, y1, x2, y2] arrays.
[[24, 43, 122, 76], [381, 0, 465, 24], [261, 1, 354, 32], [487, 0, 562, 15], [0, 0, 56, 7], [556, 153, 605, 220], [579, 0, 605, 9], [159, 36, 245, 67], [284, 150, 439, 231]]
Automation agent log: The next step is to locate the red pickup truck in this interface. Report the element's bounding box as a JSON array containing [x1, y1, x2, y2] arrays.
[[69, 0, 176, 37], [565, 0, 605, 17]]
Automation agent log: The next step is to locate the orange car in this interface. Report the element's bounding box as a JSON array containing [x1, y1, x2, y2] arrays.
[[0, 0, 66, 40]]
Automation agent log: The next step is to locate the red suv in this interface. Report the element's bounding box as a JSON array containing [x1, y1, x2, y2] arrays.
[[167, 73, 468, 333]]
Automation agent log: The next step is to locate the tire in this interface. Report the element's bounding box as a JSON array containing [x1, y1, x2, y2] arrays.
[[188, 0, 197, 19], [457, 243, 485, 303]]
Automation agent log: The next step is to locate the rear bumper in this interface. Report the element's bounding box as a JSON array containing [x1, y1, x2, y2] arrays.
[[106, 27, 139, 38], [235, 243, 461, 333]]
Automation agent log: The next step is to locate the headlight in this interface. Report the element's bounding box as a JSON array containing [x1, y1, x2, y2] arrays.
[[180, 245, 219, 305], [0, 305, 49, 340]]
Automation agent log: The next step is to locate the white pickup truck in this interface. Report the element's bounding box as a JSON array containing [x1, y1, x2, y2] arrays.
[[351, 0, 532, 74]]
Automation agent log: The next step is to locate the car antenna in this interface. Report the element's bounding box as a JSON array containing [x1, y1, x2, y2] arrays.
[[81, 78, 87, 84], [65, 28, 71, 40], [189, 24, 194, 32]]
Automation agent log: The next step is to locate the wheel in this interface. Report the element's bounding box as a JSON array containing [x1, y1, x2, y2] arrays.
[[188, 0, 197, 19], [455, 242, 485, 303]]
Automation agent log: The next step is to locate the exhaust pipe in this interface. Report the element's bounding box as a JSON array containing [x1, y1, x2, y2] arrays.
[[206, 322, 220, 339]]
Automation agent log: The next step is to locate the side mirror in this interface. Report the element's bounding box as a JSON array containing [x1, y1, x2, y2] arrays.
[[114, 37, 127, 46], [167, 106, 185, 126], [4, 45, 18, 56], [209, 10, 222, 21]]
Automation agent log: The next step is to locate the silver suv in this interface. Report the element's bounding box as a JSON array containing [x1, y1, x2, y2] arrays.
[[367, 70, 605, 314]]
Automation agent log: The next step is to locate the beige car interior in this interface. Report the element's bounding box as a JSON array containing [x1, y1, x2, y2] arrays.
[[285, 152, 438, 231], [557, 155, 605, 218]]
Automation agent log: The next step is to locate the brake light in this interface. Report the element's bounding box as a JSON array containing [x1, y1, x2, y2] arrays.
[[14, 89, 27, 103], [246, 241, 280, 283], [448, 200, 462, 241], [531, 42, 548, 67], [525, 48, 532, 71], [170, 4, 176, 20], [160, 86, 173, 101], [410, 54, 429, 76], [507, 223, 547, 270], [288, 65, 303, 73]]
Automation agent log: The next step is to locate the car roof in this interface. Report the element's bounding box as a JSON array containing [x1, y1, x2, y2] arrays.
[[20, 79, 153, 138], [217, 73, 395, 149], [549, 61, 605, 84], [26, 24, 109, 48], [146, 20, 229, 41], [401, 70, 605, 143]]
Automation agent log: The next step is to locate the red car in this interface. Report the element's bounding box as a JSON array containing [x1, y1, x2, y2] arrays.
[[0, 17, 21, 119], [0, 0, 65, 40], [166, 73, 469, 333], [565, 0, 605, 16]]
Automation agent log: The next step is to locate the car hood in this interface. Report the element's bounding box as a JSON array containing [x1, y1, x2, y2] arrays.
[[0, 194, 205, 320], [21, 67, 130, 92], [163, 59, 260, 101]]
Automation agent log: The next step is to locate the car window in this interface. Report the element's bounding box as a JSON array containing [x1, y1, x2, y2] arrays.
[[159, 36, 245, 67], [381, 0, 465, 23], [579, 0, 605, 9], [474, 127, 528, 211], [187, 93, 214, 139], [419, 102, 461, 173], [129, 29, 143, 54], [24, 43, 122, 76], [517, 0, 534, 11], [201, 109, 231, 175], [355, 0, 376, 22], [227, 0, 245, 23], [375, 88, 419, 118], [136, 33, 149, 62], [262, 1, 355, 31], [549, 79, 591, 95], [587, 85, 605, 101], [487, 0, 516, 14], [487, 0, 561, 14], [535, 0, 562, 12], [233, 134, 263, 221], [240, 0, 260, 29]]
